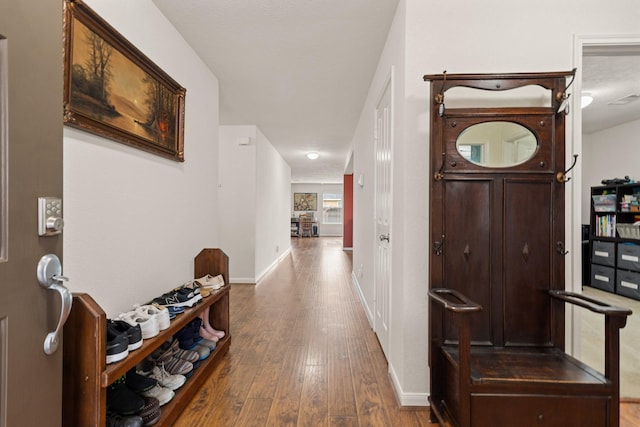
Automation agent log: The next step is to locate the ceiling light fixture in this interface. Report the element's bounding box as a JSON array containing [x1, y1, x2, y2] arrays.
[[307, 152, 319, 160], [581, 93, 593, 109]]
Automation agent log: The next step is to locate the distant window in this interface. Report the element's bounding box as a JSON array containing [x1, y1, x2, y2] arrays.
[[322, 193, 342, 224]]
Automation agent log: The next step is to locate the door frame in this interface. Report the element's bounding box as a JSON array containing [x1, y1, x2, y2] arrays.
[[571, 34, 640, 357], [373, 67, 394, 355]]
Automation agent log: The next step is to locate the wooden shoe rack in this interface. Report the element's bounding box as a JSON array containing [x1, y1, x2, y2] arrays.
[[62, 248, 231, 426]]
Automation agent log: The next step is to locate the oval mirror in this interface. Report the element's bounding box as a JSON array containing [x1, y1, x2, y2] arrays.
[[456, 121, 537, 168]]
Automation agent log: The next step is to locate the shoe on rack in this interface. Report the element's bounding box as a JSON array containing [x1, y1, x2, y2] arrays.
[[109, 319, 143, 352], [125, 369, 158, 394], [119, 310, 160, 340], [106, 321, 129, 364], [106, 411, 143, 427], [161, 357, 193, 377], [151, 302, 183, 320], [135, 304, 170, 331], [139, 384, 175, 407], [198, 337, 217, 351], [146, 365, 186, 391], [190, 343, 210, 361], [138, 396, 161, 426], [107, 376, 145, 416], [181, 280, 211, 298], [150, 290, 198, 308], [195, 274, 225, 290]]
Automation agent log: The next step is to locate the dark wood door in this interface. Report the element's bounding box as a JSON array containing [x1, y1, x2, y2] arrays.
[[0, 1, 64, 425]]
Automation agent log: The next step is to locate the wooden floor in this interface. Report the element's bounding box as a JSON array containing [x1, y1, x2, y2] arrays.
[[174, 237, 640, 427]]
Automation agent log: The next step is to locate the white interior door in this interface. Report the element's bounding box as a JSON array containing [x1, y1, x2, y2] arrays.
[[374, 73, 392, 358]]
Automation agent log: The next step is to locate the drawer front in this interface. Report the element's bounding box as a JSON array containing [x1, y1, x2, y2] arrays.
[[617, 243, 640, 272], [471, 395, 607, 426], [590, 264, 615, 292], [616, 269, 640, 300], [592, 240, 615, 267]]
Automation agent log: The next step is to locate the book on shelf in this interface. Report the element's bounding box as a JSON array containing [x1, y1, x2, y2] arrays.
[[595, 214, 616, 237]]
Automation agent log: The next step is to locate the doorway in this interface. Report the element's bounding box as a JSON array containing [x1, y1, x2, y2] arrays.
[[575, 34, 640, 399]]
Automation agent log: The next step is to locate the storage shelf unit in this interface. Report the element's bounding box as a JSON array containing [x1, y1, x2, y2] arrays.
[[589, 184, 640, 300], [62, 248, 230, 426]]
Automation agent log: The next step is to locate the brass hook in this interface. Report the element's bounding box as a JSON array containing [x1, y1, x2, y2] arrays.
[[435, 70, 447, 117], [556, 154, 579, 183], [556, 68, 577, 115], [434, 152, 446, 181]]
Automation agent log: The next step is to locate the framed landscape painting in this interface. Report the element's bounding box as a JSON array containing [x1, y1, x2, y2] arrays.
[[63, 0, 186, 161]]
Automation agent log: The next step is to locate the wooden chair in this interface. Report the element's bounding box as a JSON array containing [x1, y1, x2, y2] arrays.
[[424, 71, 632, 427], [299, 215, 313, 237]]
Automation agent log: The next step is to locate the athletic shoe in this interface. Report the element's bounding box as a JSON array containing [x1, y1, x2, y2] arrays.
[[119, 310, 159, 340], [106, 412, 143, 427], [106, 321, 129, 364], [109, 319, 143, 352], [107, 376, 145, 416], [198, 338, 217, 351], [125, 369, 158, 393], [135, 304, 170, 331], [139, 384, 174, 407], [161, 357, 193, 376], [147, 365, 186, 391], [195, 274, 225, 290], [138, 397, 161, 426], [150, 290, 198, 308]]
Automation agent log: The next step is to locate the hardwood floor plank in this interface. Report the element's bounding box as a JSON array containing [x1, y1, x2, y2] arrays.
[[298, 364, 329, 427], [234, 398, 273, 427]]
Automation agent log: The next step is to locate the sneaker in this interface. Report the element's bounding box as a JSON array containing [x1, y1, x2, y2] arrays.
[[195, 274, 225, 290], [135, 304, 170, 331], [125, 369, 158, 393], [151, 290, 198, 308], [140, 384, 175, 406], [106, 322, 129, 364], [106, 412, 143, 427], [162, 357, 193, 376], [119, 310, 159, 340], [174, 347, 200, 363], [147, 365, 186, 391], [190, 343, 210, 361], [109, 319, 143, 352], [138, 397, 161, 426], [107, 376, 145, 416], [198, 338, 217, 351]]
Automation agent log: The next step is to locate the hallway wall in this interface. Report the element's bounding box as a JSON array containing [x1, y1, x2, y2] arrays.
[[63, 0, 221, 317]]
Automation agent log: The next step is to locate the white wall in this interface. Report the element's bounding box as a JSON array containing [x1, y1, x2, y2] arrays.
[[291, 183, 344, 236], [255, 128, 292, 281], [219, 126, 257, 282], [351, 0, 640, 405], [63, 0, 220, 318], [582, 117, 640, 224], [219, 125, 292, 283]]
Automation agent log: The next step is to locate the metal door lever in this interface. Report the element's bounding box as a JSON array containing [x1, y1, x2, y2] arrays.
[[37, 254, 72, 355], [379, 234, 390, 242]]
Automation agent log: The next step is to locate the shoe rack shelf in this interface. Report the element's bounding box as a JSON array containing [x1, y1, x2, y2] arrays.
[[63, 248, 231, 427]]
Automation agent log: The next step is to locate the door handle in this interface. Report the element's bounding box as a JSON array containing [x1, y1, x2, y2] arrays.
[[37, 254, 72, 355], [379, 234, 390, 242]]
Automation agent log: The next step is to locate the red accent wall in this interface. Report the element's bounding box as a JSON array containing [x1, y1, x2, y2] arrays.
[[343, 174, 353, 248]]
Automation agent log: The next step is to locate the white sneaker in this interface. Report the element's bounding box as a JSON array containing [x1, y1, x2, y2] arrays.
[[196, 274, 225, 290], [140, 384, 175, 406], [119, 310, 159, 339], [148, 365, 186, 391], [135, 304, 170, 331]]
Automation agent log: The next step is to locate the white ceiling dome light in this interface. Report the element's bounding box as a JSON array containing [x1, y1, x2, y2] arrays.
[[581, 92, 594, 109], [307, 152, 319, 160]]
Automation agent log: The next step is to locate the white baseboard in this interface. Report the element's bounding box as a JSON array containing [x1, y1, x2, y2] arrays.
[[231, 247, 292, 285], [351, 271, 374, 328], [388, 364, 429, 407]]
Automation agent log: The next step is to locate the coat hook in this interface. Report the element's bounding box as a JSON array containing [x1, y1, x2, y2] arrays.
[[434, 152, 446, 181], [556, 154, 579, 183], [556, 241, 569, 256]]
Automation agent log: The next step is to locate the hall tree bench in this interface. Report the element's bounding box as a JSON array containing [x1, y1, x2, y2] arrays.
[[62, 249, 230, 426]]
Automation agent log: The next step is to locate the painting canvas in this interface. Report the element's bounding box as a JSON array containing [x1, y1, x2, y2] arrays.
[[63, 0, 186, 161], [294, 193, 317, 211]]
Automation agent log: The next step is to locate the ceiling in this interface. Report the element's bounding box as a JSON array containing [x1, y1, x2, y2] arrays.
[[582, 47, 640, 135], [152, 1, 639, 182], [153, 0, 400, 183]]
